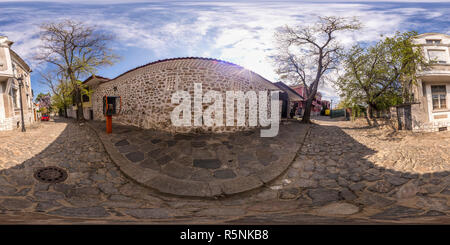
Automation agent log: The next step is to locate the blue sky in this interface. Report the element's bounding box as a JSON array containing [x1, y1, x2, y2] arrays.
[[0, 0, 449, 103]]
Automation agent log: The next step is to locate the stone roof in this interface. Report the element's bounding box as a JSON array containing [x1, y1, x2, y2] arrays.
[[111, 57, 246, 81], [83, 74, 110, 84], [102, 57, 279, 90], [274, 82, 304, 101]]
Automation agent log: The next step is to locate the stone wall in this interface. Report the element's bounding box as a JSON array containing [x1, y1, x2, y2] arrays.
[[92, 58, 281, 133], [0, 111, 34, 131]]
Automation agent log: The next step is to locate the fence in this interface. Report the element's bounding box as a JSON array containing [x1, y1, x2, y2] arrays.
[[330, 109, 345, 118]]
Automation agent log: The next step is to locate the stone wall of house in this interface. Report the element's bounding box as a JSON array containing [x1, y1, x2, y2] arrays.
[[0, 112, 34, 131], [92, 58, 281, 133]]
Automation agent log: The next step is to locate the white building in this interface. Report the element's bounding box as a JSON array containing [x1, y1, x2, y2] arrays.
[[404, 33, 450, 132], [0, 36, 36, 131]]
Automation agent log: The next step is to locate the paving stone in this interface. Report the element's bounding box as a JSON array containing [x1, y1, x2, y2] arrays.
[[386, 175, 409, 186], [421, 210, 447, 217], [316, 202, 360, 216], [68, 187, 101, 197], [221, 176, 263, 195], [16, 188, 31, 196], [0, 176, 10, 185], [362, 174, 382, 182], [370, 206, 424, 220], [193, 159, 221, 169], [115, 139, 129, 146], [213, 169, 236, 179], [395, 182, 418, 199], [356, 193, 396, 208], [108, 194, 135, 202], [237, 153, 256, 164], [441, 188, 450, 195], [140, 158, 160, 171], [190, 169, 214, 181], [9, 175, 34, 186], [161, 163, 194, 179], [0, 198, 33, 210], [247, 201, 300, 212], [125, 151, 145, 162], [339, 188, 357, 201], [368, 181, 394, 193], [117, 144, 136, 153], [53, 183, 75, 195], [197, 207, 246, 217], [307, 189, 341, 205], [124, 208, 170, 219], [151, 139, 162, 144], [35, 201, 62, 212], [101, 201, 142, 209], [415, 197, 449, 212], [147, 148, 165, 159], [192, 148, 215, 159], [349, 182, 366, 192], [278, 188, 300, 200], [191, 141, 206, 148], [319, 179, 339, 188], [98, 182, 119, 195], [34, 191, 65, 200], [156, 155, 173, 166], [420, 185, 443, 194], [294, 178, 318, 188], [146, 176, 212, 197], [49, 207, 110, 218], [256, 151, 278, 166]]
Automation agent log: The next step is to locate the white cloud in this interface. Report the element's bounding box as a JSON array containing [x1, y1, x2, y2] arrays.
[[0, 1, 448, 103]]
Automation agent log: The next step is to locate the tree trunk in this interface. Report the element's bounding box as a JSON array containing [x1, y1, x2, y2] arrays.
[[367, 103, 374, 119], [367, 103, 379, 126], [73, 85, 85, 121], [301, 99, 313, 123]]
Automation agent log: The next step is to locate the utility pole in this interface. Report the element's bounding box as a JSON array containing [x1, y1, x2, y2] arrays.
[[17, 75, 26, 132], [12, 64, 26, 132]]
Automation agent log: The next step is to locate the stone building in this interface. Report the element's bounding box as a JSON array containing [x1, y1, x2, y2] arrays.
[[90, 57, 282, 133], [0, 36, 35, 131], [66, 75, 110, 120], [404, 33, 450, 132], [273, 82, 303, 118], [290, 84, 324, 116]]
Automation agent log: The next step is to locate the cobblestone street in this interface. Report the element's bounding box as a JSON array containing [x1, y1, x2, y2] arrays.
[[0, 117, 448, 224]]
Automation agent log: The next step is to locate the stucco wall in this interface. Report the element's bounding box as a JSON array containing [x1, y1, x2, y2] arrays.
[[92, 58, 280, 133]]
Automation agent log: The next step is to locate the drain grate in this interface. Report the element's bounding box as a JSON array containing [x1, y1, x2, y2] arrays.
[[34, 166, 68, 183]]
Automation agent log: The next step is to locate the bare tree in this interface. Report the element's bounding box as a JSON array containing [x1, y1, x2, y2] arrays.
[[39, 70, 72, 118], [272, 16, 360, 123], [35, 19, 119, 121]]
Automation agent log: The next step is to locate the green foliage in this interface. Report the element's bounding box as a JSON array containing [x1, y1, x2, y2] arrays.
[[36, 19, 119, 120], [336, 31, 425, 115]]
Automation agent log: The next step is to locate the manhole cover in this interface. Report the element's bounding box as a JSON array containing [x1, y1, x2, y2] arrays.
[[34, 166, 68, 183]]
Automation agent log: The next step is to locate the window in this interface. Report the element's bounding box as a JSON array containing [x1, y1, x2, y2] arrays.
[[10, 88, 19, 109], [82, 94, 90, 102], [426, 39, 441, 44], [428, 49, 447, 64], [431, 85, 447, 110]]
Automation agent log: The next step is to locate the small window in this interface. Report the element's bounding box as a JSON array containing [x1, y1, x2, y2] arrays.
[[428, 49, 447, 64], [426, 39, 441, 44], [431, 85, 447, 110], [10, 88, 19, 109], [82, 94, 90, 102]]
